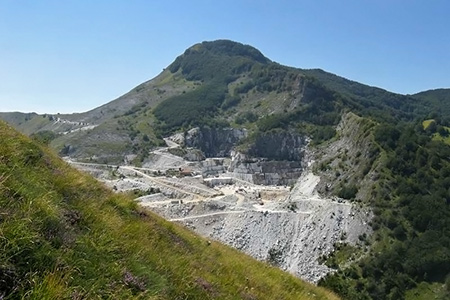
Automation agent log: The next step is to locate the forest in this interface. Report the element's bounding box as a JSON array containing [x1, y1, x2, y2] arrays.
[[319, 121, 450, 299]]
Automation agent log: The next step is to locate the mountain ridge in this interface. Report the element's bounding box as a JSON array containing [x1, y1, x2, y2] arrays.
[[2, 40, 449, 151], [2, 40, 448, 139]]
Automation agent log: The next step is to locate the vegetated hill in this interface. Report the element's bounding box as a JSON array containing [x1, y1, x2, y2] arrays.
[[412, 88, 450, 119], [0, 120, 339, 299], [2, 40, 448, 164], [301, 69, 431, 122], [0, 112, 42, 135], [317, 119, 450, 300]]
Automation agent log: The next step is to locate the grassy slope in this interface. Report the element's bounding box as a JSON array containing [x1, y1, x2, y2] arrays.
[[0, 120, 339, 300], [0, 113, 53, 135], [422, 119, 450, 144]]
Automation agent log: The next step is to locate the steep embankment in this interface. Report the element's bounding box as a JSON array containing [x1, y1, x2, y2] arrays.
[[0, 120, 339, 299], [313, 112, 380, 202]]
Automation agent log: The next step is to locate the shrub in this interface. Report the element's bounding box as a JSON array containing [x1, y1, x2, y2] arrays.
[[337, 185, 358, 199]]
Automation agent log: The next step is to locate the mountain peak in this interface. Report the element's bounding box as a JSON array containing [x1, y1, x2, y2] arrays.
[[186, 39, 270, 64], [168, 40, 270, 80]]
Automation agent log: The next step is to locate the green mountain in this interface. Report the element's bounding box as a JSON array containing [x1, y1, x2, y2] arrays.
[[0, 120, 338, 299], [1, 40, 450, 300], [412, 88, 450, 118], [2, 40, 448, 163], [301, 69, 430, 121]]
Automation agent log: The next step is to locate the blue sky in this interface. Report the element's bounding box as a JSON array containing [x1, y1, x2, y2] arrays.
[[1, 0, 449, 113]]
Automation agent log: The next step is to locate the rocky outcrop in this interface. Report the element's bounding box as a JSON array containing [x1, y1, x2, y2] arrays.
[[183, 148, 205, 161], [169, 128, 309, 185], [227, 131, 308, 185], [203, 177, 234, 187], [313, 112, 381, 203], [198, 158, 229, 176], [228, 152, 303, 185], [247, 131, 307, 161], [183, 127, 247, 157]]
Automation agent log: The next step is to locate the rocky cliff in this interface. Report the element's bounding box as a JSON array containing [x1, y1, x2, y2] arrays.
[[183, 127, 247, 157], [247, 131, 307, 161]]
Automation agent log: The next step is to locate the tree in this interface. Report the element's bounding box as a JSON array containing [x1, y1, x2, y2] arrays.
[[426, 120, 437, 134], [437, 125, 449, 137]]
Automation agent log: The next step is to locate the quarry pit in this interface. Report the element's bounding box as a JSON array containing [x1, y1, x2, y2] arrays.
[[70, 133, 371, 283]]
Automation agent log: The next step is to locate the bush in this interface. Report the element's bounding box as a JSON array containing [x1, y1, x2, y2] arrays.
[[337, 185, 358, 199], [221, 95, 241, 109]]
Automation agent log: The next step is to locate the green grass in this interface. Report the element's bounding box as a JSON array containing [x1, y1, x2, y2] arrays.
[[322, 243, 360, 269], [422, 119, 434, 130], [405, 282, 449, 300], [0, 120, 339, 299], [422, 119, 450, 144], [433, 132, 450, 144]]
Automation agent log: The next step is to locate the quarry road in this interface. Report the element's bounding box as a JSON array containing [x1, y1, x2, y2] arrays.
[[236, 193, 245, 207], [169, 210, 247, 221], [294, 197, 353, 208], [229, 176, 259, 187], [69, 161, 218, 199], [152, 150, 185, 165], [169, 208, 313, 222], [162, 179, 221, 197], [140, 197, 235, 208], [120, 166, 206, 200], [67, 161, 116, 168]]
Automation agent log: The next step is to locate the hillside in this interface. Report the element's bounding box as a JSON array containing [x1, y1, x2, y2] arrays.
[[0, 120, 339, 299], [412, 88, 450, 120], [3, 40, 449, 163], [1, 39, 449, 300], [301, 69, 429, 122], [318, 118, 450, 299]]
